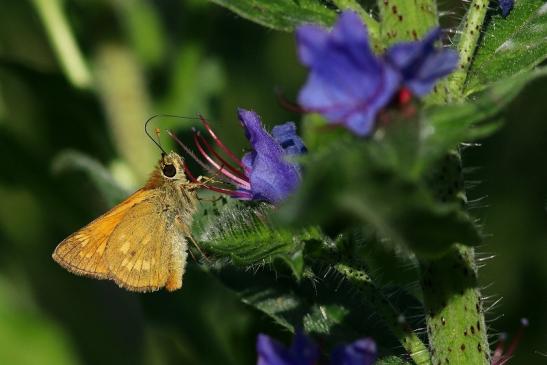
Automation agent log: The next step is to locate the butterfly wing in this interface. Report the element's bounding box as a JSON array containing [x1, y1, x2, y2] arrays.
[[52, 189, 153, 279], [104, 195, 189, 292]]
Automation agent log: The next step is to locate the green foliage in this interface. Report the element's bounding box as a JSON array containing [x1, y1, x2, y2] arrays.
[[466, 0, 547, 94], [194, 201, 316, 279], [275, 133, 481, 258], [208, 0, 337, 31], [195, 200, 429, 358]]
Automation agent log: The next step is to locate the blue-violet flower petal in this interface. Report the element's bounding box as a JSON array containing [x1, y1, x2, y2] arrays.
[[257, 330, 319, 365], [385, 27, 458, 96], [237, 108, 303, 203], [499, 0, 514, 17], [296, 11, 400, 136], [330, 338, 377, 365]]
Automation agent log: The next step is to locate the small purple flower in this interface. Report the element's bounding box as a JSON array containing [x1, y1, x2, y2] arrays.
[[296, 11, 458, 136], [169, 109, 305, 204], [272, 122, 308, 157], [384, 27, 459, 96], [256, 331, 377, 365], [257, 330, 319, 365], [238, 109, 303, 203], [330, 338, 377, 365], [499, 0, 514, 17], [296, 11, 400, 136]]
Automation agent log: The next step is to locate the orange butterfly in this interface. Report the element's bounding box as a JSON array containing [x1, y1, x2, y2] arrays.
[[52, 151, 198, 292]]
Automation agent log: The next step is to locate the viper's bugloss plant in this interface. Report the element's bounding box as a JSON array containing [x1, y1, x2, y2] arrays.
[[192, 1, 547, 365]]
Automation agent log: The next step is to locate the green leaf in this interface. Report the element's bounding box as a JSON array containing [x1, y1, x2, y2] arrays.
[[213, 261, 404, 350], [466, 0, 547, 94], [194, 201, 321, 279], [208, 0, 337, 31]]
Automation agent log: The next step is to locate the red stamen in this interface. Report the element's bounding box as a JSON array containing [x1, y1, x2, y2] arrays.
[[182, 162, 239, 195], [492, 318, 528, 365], [492, 334, 507, 365], [198, 115, 245, 170], [193, 132, 251, 189], [195, 131, 248, 181]]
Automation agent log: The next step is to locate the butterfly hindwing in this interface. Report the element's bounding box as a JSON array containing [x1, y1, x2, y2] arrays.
[[52, 190, 152, 279], [105, 195, 188, 292]]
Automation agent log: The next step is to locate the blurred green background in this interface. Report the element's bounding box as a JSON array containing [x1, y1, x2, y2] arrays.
[[0, 0, 545, 364]]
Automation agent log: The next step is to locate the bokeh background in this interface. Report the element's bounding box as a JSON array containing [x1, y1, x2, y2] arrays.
[[0, 1, 545, 364]]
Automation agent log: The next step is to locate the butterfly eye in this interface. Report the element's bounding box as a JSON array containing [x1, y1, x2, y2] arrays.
[[162, 164, 177, 178]]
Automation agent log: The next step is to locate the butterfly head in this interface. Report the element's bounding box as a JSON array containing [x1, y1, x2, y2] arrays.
[[160, 151, 187, 181]]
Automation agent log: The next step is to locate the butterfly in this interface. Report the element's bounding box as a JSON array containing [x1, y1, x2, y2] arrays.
[[52, 151, 198, 292]]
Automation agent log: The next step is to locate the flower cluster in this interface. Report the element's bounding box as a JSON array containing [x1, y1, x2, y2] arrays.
[[170, 108, 305, 204], [172, 12, 461, 203], [257, 330, 377, 365], [296, 11, 458, 136]]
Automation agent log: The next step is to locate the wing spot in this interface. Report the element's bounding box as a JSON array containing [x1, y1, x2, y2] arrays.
[[120, 241, 130, 254], [142, 260, 150, 271]]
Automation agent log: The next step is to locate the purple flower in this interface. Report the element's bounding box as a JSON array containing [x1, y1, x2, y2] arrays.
[[169, 109, 305, 204], [296, 11, 458, 136], [272, 122, 308, 157], [499, 0, 514, 17], [296, 11, 399, 136], [384, 27, 459, 96], [238, 109, 303, 203], [257, 330, 319, 365], [330, 338, 377, 365], [256, 331, 377, 365]]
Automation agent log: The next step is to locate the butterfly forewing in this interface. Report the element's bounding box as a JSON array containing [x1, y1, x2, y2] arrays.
[[105, 196, 188, 292], [52, 190, 152, 278]]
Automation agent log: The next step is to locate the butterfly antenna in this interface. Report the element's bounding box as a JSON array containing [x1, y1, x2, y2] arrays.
[[145, 114, 202, 155], [145, 115, 168, 155]]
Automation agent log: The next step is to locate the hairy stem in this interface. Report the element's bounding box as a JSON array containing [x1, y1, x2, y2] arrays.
[[419, 245, 490, 365], [335, 264, 432, 365], [377, 0, 438, 45], [448, 0, 490, 97], [420, 151, 490, 365]]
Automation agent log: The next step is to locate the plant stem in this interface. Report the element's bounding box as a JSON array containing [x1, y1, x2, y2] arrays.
[[377, 0, 438, 45], [448, 0, 490, 97], [335, 264, 432, 365], [31, 0, 92, 89], [332, 0, 380, 40], [419, 245, 490, 365]]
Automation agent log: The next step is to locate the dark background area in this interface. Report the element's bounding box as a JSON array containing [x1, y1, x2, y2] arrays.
[[0, 0, 545, 364]]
